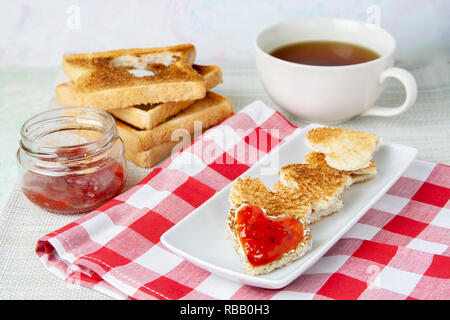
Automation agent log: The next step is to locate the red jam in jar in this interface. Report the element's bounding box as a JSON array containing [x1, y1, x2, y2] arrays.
[[17, 107, 127, 214], [234, 204, 304, 266], [21, 157, 125, 213]]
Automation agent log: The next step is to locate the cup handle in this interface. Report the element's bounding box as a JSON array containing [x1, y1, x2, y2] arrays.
[[360, 67, 417, 117]]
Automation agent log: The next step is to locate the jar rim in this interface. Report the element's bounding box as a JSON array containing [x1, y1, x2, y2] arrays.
[[20, 106, 118, 160]]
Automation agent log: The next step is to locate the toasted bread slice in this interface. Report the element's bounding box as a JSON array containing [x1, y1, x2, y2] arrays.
[[306, 127, 380, 171], [125, 139, 189, 168], [62, 45, 196, 81], [191, 65, 223, 90], [117, 91, 233, 152], [229, 177, 311, 220], [227, 204, 312, 275], [304, 152, 377, 184], [275, 164, 352, 224], [56, 44, 207, 110], [110, 65, 223, 130]]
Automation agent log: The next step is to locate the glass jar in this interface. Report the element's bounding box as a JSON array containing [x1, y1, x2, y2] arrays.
[[17, 107, 127, 214]]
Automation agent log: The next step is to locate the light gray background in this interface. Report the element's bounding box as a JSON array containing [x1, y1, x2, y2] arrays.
[[0, 0, 449, 66]]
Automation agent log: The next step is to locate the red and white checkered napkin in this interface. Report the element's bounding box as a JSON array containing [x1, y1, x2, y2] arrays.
[[36, 101, 450, 300]]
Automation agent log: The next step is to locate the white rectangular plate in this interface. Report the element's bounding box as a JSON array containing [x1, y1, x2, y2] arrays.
[[161, 124, 417, 289]]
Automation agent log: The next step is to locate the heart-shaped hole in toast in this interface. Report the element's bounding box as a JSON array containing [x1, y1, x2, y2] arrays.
[[234, 204, 305, 266]]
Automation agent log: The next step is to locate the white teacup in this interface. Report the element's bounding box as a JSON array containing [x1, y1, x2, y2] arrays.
[[255, 17, 417, 124]]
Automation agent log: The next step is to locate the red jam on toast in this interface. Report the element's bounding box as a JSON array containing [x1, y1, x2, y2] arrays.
[[234, 204, 304, 266]]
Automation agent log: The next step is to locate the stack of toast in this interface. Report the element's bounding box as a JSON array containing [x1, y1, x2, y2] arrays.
[[56, 44, 234, 168], [228, 127, 380, 275]]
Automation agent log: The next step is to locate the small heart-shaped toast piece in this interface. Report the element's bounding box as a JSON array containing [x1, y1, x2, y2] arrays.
[[276, 164, 352, 224], [229, 176, 311, 220], [228, 204, 312, 275], [306, 127, 380, 171], [304, 152, 377, 184]]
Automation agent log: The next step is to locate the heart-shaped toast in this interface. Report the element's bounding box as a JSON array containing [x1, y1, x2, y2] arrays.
[[276, 163, 352, 224], [305, 127, 380, 171], [228, 204, 312, 275], [229, 176, 311, 220], [304, 152, 377, 184]]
